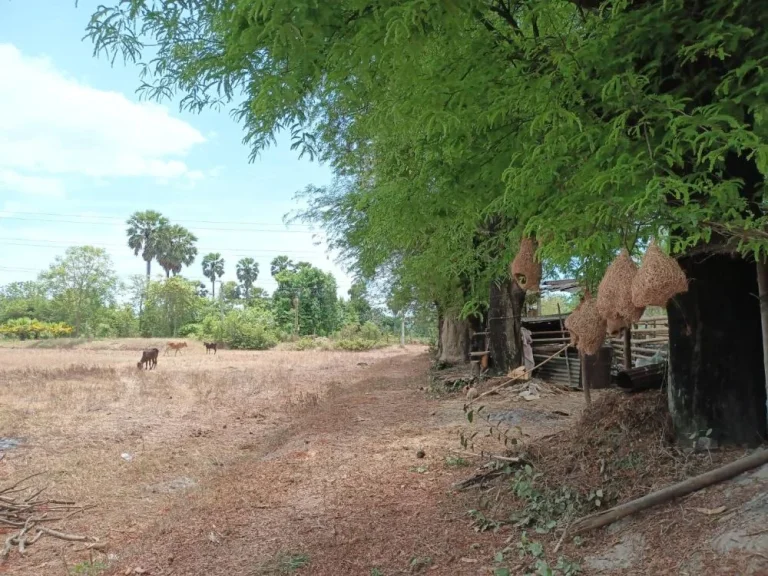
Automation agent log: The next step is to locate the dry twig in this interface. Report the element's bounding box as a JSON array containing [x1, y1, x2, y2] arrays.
[[0, 474, 99, 559]]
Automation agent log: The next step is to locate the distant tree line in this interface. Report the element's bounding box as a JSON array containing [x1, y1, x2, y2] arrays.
[[0, 246, 435, 349]]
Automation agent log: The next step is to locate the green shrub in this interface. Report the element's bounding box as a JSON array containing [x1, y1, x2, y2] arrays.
[[334, 338, 377, 351], [359, 321, 383, 341], [0, 318, 74, 340], [338, 323, 361, 339], [294, 337, 319, 350], [200, 308, 279, 350], [101, 305, 139, 337], [226, 322, 278, 350], [177, 323, 202, 338]]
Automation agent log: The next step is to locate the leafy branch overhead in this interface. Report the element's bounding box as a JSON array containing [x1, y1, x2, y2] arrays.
[[88, 0, 768, 308]]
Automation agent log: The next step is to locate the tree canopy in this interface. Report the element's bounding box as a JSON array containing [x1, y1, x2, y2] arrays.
[[156, 224, 199, 277], [201, 252, 225, 297], [39, 246, 118, 335], [1, 248, 401, 347], [86, 0, 768, 317], [126, 210, 169, 279], [236, 257, 259, 299]]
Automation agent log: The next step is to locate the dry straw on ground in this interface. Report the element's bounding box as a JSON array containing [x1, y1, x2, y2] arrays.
[[510, 237, 542, 292], [631, 240, 688, 307], [527, 390, 738, 503], [597, 249, 645, 334], [564, 292, 606, 355]]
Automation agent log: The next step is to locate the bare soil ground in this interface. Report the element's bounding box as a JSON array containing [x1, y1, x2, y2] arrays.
[[0, 341, 764, 575]]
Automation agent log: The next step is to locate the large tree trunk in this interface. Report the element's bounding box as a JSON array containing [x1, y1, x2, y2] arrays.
[[667, 252, 766, 446], [758, 260, 768, 428], [438, 313, 469, 365], [488, 277, 526, 375]]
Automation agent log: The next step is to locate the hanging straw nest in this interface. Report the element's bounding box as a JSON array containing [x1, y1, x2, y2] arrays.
[[631, 241, 689, 308], [605, 316, 627, 336], [564, 291, 606, 356], [597, 249, 645, 332], [510, 237, 542, 292]]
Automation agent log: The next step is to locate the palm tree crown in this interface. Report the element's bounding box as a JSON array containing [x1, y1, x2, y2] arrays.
[[236, 257, 259, 299], [126, 210, 169, 278], [201, 253, 225, 298], [156, 225, 198, 277]]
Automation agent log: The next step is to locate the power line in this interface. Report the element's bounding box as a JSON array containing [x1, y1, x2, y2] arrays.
[[0, 238, 328, 257], [0, 266, 282, 287], [0, 212, 316, 232], [0, 210, 315, 228]]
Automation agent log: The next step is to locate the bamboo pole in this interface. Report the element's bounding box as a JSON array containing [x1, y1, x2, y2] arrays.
[[581, 351, 591, 405], [569, 449, 768, 535]]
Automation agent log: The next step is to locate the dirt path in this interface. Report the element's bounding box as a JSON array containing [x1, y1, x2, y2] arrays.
[[92, 349, 576, 576]]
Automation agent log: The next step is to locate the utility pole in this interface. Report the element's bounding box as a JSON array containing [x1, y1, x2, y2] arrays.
[[293, 294, 300, 340], [218, 280, 225, 343], [219, 281, 224, 322]]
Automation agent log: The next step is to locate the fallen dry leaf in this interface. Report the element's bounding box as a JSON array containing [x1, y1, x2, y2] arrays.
[[692, 506, 726, 515]]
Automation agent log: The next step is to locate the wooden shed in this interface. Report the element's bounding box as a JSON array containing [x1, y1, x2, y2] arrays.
[[523, 312, 670, 389], [522, 314, 582, 388]]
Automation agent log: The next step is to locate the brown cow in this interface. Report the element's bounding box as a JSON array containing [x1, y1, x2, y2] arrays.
[[164, 341, 188, 356], [204, 342, 217, 355], [137, 348, 159, 370]]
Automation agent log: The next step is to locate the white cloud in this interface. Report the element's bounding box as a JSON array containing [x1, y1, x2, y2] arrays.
[[0, 169, 64, 197], [0, 44, 205, 181]]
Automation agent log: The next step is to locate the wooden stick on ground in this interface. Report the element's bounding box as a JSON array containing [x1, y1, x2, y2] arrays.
[[466, 344, 569, 407], [453, 450, 525, 464], [557, 303, 572, 388], [581, 351, 591, 405], [569, 448, 768, 536]]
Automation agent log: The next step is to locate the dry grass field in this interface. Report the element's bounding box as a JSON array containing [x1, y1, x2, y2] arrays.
[[0, 339, 759, 575], [0, 340, 456, 575]]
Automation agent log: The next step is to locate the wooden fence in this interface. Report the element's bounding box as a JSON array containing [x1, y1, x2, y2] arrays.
[[523, 314, 670, 388]]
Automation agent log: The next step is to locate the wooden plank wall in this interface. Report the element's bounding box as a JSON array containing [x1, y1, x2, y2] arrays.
[[528, 323, 581, 388]]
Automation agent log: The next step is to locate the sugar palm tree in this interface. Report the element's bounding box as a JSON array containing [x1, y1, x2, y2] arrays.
[[156, 225, 198, 277], [236, 257, 259, 300], [126, 210, 169, 279], [201, 252, 225, 298]]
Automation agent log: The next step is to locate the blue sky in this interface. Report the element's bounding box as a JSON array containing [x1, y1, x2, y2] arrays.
[[0, 1, 352, 296]]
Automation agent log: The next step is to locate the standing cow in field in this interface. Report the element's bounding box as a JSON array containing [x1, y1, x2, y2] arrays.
[[137, 348, 159, 370], [204, 342, 217, 355], [164, 341, 188, 356]]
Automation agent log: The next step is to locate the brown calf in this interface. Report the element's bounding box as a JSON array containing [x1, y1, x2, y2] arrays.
[[137, 348, 159, 370], [204, 342, 217, 355], [164, 341, 188, 356]]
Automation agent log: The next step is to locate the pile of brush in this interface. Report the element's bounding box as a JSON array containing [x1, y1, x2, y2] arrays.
[[0, 473, 100, 558]]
